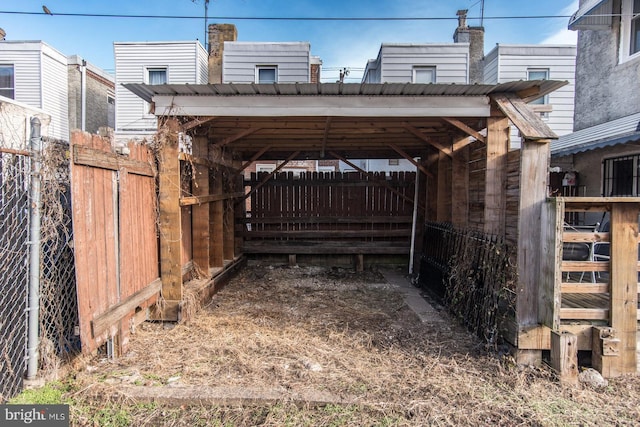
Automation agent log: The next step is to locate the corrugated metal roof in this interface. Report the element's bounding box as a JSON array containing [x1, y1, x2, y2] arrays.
[[568, 0, 612, 30], [551, 112, 640, 157], [123, 80, 567, 104]]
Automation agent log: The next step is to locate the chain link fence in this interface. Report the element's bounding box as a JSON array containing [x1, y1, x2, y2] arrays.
[[0, 150, 30, 403], [0, 130, 79, 402]]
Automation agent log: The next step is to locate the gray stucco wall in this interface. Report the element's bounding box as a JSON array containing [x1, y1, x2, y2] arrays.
[[574, 22, 640, 130]]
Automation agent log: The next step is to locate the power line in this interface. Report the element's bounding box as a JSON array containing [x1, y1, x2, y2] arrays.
[[0, 10, 576, 21]]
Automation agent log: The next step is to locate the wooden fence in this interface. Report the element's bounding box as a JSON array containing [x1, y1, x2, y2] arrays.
[[70, 132, 159, 355], [242, 171, 417, 259]]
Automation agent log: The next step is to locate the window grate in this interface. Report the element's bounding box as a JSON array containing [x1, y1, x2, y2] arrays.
[[602, 154, 640, 196]]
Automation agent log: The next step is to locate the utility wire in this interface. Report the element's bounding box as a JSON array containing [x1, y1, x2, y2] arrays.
[[0, 10, 578, 21]]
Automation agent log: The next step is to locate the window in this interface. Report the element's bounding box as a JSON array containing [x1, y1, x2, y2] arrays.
[[631, 0, 640, 55], [388, 159, 399, 166], [527, 69, 549, 105], [603, 154, 640, 196], [147, 67, 167, 85], [256, 66, 277, 84], [0, 65, 15, 99], [413, 66, 436, 83]]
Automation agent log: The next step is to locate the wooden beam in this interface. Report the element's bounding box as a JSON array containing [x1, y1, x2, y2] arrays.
[[441, 117, 486, 143], [402, 124, 453, 157], [436, 151, 452, 222], [321, 117, 332, 158], [328, 151, 425, 212], [0, 147, 30, 156], [216, 126, 262, 147], [223, 151, 236, 261], [484, 108, 510, 237], [239, 145, 272, 172], [592, 326, 621, 378], [180, 192, 245, 206], [192, 136, 210, 274], [451, 135, 473, 152], [158, 119, 183, 320], [92, 278, 161, 337], [560, 308, 609, 320], [243, 151, 301, 200], [451, 145, 469, 227], [609, 202, 640, 374], [387, 143, 434, 178], [211, 165, 224, 269], [181, 116, 216, 132], [539, 199, 563, 330], [178, 152, 236, 170], [73, 145, 154, 177], [490, 93, 557, 141]]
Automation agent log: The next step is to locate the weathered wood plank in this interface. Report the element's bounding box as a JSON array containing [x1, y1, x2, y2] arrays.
[[451, 146, 469, 228], [609, 203, 640, 374], [73, 144, 154, 177], [561, 261, 610, 272], [540, 199, 563, 330], [560, 308, 609, 320], [484, 108, 509, 236], [550, 331, 578, 384], [192, 136, 210, 274], [441, 117, 486, 143], [561, 283, 609, 293], [240, 229, 412, 238], [92, 278, 161, 338], [592, 326, 621, 378], [242, 216, 414, 224], [180, 192, 245, 206], [490, 93, 558, 141], [517, 324, 594, 351]]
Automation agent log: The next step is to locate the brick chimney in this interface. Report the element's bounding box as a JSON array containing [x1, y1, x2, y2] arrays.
[[208, 23, 237, 84], [310, 56, 322, 84], [453, 9, 485, 84]]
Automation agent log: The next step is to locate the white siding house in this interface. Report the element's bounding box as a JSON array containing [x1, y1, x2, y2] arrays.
[[483, 44, 577, 149], [222, 42, 311, 84], [114, 41, 208, 140], [0, 41, 69, 140], [362, 43, 470, 84]]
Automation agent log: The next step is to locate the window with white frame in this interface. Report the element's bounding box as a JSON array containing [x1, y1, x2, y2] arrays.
[[602, 154, 640, 196], [630, 0, 640, 55], [0, 65, 15, 99], [256, 66, 277, 84], [620, 0, 640, 61], [412, 66, 436, 83], [147, 67, 167, 85], [527, 69, 549, 105]]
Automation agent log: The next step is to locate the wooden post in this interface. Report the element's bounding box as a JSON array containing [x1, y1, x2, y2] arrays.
[[288, 254, 297, 266], [355, 254, 364, 273], [539, 198, 563, 331], [484, 107, 509, 236], [192, 135, 210, 275], [550, 331, 578, 384], [426, 150, 439, 222], [609, 202, 639, 375], [592, 326, 620, 378], [516, 138, 550, 366], [436, 151, 452, 222], [451, 144, 469, 228], [157, 119, 182, 321], [223, 151, 236, 262], [210, 164, 224, 269]]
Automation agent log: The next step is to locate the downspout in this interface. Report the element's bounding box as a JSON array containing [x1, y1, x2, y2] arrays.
[[409, 162, 420, 275], [81, 59, 87, 132], [27, 117, 42, 380]]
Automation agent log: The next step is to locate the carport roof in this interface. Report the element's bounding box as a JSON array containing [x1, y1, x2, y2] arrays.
[[124, 80, 567, 104]]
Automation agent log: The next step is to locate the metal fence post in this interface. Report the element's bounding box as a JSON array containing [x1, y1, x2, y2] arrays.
[[26, 117, 42, 380]]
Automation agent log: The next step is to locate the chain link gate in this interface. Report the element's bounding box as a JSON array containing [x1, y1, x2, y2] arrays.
[[0, 151, 30, 402]]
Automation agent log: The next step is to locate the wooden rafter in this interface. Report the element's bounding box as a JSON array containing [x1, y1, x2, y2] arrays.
[[328, 151, 425, 211], [243, 151, 301, 200], [387, 143, 434, 178], [490, 93, 557, 141], [217, 126, 263, 147], [320, 117, 332, 158], [451, 135, 473, 152], [402, 124, 453, 157], [239, 145, 272, 172], [441, 117, 486, 143], [181, 117, 216, 132]]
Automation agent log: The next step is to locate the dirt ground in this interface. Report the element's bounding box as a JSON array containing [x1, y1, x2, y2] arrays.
[[64, 262, 640, 426]]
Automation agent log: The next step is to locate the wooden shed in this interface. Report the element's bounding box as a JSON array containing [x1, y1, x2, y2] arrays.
[[119, 81, 638, 379]]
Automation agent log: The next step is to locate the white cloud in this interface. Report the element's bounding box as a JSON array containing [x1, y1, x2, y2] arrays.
[[541, 0, 579, 45]]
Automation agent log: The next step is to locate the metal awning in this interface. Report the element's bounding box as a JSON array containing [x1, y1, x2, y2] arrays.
[[551, 112, 640, 157], [568, 0, 612, 30]]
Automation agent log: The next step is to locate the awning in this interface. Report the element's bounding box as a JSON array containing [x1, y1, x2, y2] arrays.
[[551, 112, 640, 157], [568, 0, 612, 30]]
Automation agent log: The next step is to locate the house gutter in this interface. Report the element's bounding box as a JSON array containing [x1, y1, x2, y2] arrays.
[[81, 59, 87, 131]]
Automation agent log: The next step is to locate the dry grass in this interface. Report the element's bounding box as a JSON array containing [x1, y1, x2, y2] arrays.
[[65, 262, 640, 426]]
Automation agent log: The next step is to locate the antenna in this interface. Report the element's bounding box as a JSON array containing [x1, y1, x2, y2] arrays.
[[204, 0, 209, 51], [480, 0, 485, 27]]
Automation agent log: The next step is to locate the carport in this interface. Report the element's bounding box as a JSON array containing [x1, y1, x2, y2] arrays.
[[120, 80, 637, 378]]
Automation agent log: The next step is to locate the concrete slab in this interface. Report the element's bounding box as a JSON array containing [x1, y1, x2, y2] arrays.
[[380, 269, 446, 324]]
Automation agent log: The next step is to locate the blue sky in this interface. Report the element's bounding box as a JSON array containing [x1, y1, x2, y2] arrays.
[[1, 0, 578, 82]]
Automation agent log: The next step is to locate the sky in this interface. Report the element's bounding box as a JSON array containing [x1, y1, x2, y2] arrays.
[[0, 0, 579, 82]]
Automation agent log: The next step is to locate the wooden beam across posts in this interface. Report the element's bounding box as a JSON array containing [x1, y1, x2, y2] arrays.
[[484, 105, 510, 237], [387, 143, 434, 178], [191, 135, 210, 275], [216, 126, 262, 147], [181, 117, 216, 132], [441, 117, 486, 143], [180, 192, 245, 207], [158, 119, 183, 320], [451, 145, 469, 228], [516, 134, 551, 366], [402, 123, 453, 157], [609, 202, 640, 375], [328, 151, 426, 212], [490, 93, 558, 141], [73, 145, 154, 177], [451, 135, 473, 152]]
